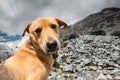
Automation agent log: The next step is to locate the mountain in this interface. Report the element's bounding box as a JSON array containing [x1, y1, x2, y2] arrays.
[[60, 7, 120, 41], [0, 31, 21, 42]]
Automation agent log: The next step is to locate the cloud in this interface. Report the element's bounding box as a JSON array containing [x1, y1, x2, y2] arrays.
[[0, 0, 120, 36], [0, 0, 15, 18]]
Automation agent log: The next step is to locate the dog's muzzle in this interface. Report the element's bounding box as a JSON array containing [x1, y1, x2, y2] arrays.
[[46, 40, 59, 52]]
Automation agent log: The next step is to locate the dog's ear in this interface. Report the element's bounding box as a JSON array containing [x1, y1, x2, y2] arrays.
[[55, 18, 68, 28], [22, 22, 32, 37]]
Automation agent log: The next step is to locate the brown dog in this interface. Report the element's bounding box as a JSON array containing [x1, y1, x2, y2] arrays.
[[0, 17, 67, 80]]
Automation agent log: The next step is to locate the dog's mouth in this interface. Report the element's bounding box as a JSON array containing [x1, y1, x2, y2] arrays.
[[45, 40, 60, 54], [47, 47, 59, 52], [43, 47, 59, 55]]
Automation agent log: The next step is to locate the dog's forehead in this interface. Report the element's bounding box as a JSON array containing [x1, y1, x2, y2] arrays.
[[29, 18, 59, 31], [32, 18, 58, 26]]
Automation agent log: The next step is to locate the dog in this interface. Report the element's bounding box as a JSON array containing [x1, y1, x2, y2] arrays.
[[0, 17, 67, 80]]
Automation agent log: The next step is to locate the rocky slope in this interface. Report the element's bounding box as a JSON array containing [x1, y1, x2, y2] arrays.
[[1, 35, 120, 80], [0, 44, 14, 62], [60, 7, 120, 41], [49, 35, 120, 80]]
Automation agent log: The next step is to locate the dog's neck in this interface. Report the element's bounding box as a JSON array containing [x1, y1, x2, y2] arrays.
[[27, 37, 41, 51], [23, 39, 54, 70]]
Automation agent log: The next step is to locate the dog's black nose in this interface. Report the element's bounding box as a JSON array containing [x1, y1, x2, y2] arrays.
[[47, 40, 58, 52]]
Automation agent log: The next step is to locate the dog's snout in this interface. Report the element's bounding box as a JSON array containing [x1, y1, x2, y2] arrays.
[[46, 40, 58, 52]]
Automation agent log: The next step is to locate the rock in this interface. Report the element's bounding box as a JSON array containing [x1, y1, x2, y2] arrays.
[[97, 72, 107, 80], [76, 76, 84, 80], [82, 72, 95, 80], [90, 30, 106, 36], [75, 65, 82, 72], [111, 51, 120, 61], [102, 70, 109, 75], [114, 76, 120, 80], [108, 68, 120, 75], [104, 60, 120, 69], [116, 59, 120, 65], [83, 59, 91, 65], [113, 69, 120, 79], [89, 66, 97, 71], [62, 32, 79, 41], [80, 62, 85, 67], [62, 64, 73, 72], [48, 72, 58, 80], [111, 31, 120, 38], [0, 44, 14, 62], [106, 74, 113, 80]]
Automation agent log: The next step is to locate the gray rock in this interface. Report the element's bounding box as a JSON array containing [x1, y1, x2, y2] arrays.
[[97, 72, 107, 80], [114, 76, 120, 80], [75, 65, 82, 72], [116, 59, 120, 65], [62, 64, 73, 72], [89, 66, 97, 71], [0, 43, 14, 62], [83, 59, 91, 65], [111, 51, 120, 61], [48, 72, 58, 80], [106, 74, 113, 80]]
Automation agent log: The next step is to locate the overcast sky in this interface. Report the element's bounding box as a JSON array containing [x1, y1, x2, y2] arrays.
[[0, 0, 120, 36]]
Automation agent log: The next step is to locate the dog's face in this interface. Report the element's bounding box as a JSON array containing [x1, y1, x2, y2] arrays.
[[22, 17, 67, 54]]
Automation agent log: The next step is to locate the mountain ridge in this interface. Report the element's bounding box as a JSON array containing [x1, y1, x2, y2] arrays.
[[60, 7, 120, 41], [0, 31, 21, 42]]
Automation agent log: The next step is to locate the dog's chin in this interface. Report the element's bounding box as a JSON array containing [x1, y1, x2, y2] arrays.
[[46, 50, 57, 55], [41, 46, 60, 55], [44, 49, 59, 55]]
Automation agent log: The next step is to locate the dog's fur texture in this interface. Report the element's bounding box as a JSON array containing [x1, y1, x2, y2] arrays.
[[0, 17, 67, 80]]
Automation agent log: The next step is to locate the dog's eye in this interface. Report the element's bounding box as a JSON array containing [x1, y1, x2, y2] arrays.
[[35, 28, 41, 33], [51, 24, 56, 29]]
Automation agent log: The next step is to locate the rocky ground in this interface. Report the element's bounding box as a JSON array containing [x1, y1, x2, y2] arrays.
[[0, 35, 120, 80], [49, 35, 120, 80]]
